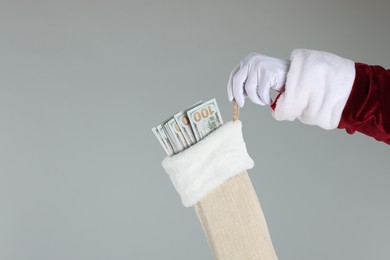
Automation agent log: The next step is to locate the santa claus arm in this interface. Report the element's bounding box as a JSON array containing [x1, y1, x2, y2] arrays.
[[271, 49, 390, 145]]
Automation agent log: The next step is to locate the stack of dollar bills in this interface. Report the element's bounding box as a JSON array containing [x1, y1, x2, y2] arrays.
[[152, 98, 223, 156]]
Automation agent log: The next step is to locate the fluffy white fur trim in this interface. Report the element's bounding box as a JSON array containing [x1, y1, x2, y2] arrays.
[[272, 49, 356, 130], [162, 120, 254, 207]]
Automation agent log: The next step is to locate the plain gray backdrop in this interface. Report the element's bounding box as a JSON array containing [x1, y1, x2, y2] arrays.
[[0, 0, 389, 259]]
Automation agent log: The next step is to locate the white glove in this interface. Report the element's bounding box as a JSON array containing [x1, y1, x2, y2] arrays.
[[227, 53, 290, 107]]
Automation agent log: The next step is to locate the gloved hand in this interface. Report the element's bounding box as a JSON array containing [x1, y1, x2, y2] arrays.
[[227, 53, 290, 107]]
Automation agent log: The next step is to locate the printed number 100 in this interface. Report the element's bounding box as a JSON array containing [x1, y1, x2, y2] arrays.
[[193, 106, 215, 122]]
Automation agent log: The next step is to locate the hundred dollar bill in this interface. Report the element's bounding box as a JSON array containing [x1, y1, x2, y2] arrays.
[[174, 101, 203, 146], [187, 98, 223, 141], [160, 117, 180, 153], [163, 125, 179, 154], [156, 124, 175, 155], [164, 117, 187, 152], [151, 127, 172, 156]]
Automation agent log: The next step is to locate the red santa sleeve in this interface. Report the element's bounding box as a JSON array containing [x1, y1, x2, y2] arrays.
[[338, 63, 390, 144], [271, 49, 390, 145]]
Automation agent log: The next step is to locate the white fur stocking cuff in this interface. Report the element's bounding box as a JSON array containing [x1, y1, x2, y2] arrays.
[[162, 120, 254, 207]]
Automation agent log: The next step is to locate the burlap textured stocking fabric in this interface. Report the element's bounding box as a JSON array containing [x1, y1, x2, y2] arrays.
[[162, 119, 277, 259], [194, 171, 277, 260]]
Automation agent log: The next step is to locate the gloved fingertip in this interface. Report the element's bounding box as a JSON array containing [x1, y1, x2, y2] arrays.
[[237, 98, 245, 108], [252, 98, 265, 106]]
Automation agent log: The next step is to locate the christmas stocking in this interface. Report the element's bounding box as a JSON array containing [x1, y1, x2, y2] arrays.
[[162, 105, 278, 260]]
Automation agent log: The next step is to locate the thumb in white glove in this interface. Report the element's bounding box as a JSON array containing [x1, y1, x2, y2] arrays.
[[227, 53, 290, 107]]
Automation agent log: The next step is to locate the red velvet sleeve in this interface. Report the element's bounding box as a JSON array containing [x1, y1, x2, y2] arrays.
[[338, 63, 390, 145]]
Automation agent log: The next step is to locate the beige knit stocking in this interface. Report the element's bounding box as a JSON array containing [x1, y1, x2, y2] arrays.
[[162, 102, 277, 259], [194, 171, 278, 260]]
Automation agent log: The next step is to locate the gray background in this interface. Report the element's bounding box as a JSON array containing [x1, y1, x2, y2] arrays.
[[0, 0, 389, 259]]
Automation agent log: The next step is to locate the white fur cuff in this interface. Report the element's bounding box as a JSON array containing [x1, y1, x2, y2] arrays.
[[162, 120, 254, 207], [272, 49, 356, 130]]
